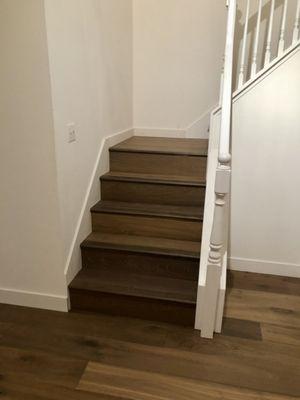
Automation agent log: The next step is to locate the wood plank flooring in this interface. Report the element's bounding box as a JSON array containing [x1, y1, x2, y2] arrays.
[[0, 271, 299, 399]]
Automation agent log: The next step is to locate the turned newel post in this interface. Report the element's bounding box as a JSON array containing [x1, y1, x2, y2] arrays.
[[208, 165, 231, 268], [201, 165, 231, 339]]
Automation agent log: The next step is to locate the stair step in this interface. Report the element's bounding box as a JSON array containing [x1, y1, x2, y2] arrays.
[[101, 172, 206, 206], [69, 136, 208, 325], [81, 234, 200, 281], [91, 201, 203, 241], [101, 171, 205, 186], [91, 201, 203, 220], [110, 137, 208, 178], [69, 269, 197, 325], [81, 232, 200, 259], [70, 269, 197, 304], [110, 136, 208, 156]]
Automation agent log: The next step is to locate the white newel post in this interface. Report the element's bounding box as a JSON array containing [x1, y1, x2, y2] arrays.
[[200, 0, 236, 339], [201, 167, 231, 339]]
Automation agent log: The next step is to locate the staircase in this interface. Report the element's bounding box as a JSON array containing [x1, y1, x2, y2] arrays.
[[69, 136, 208, 326]]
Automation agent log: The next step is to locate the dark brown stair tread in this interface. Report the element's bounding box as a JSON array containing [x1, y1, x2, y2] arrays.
[[101, 172, 206, 187], [91, 201, 204, 221], [110, 136, 208, 156], [81, 232, 200, 258], [69, 268, 197, 304]]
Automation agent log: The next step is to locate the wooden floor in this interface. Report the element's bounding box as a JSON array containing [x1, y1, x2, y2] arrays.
[[0, 271, 300, 399]]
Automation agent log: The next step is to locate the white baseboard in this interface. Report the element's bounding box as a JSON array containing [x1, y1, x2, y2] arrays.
[[229, 257, 300, 278], [64, 128, 134, 285], [0, 287, 68, 312], [133, 107, 216, 140], [133, 127, 186, 138]]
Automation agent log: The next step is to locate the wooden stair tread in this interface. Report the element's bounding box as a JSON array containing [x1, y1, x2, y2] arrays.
[[69, 268, 197, 304], [91, 200, 204, 221], [81, 232, 201, 258], [110, 136, 208, 156], [101, 171, 206, 187]]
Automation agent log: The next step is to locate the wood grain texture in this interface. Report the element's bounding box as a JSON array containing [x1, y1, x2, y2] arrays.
[[81, 247, 199, 281], [91, 201, 204, 220], [0, 291, 300, 399], [69, 269, 197, 326], [101, 174, 206, 206], [70, 269, 197, 304], [92, 211, 202, 241], [228, 271, 300, 296], [222, 317, 262, 340], [110, 151, 207, 179], [78, 362, 297, 400], [81, 232, 200, 258], [225, 288, 300, 328], [261, 323, 300, 346], [110, 136, 208, 156]]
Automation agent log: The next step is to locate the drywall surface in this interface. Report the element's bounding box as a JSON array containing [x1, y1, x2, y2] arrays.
[[44, 0, 133, 271], [0, 0, 67, 308], [133, 0, 227, 134], [230, 48, 300, 276]]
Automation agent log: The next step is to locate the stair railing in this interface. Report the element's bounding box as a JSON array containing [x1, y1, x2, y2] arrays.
[[238, 0, 300, 89], [199, 0, 300, 338]]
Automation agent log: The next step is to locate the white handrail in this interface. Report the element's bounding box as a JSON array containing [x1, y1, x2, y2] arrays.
[[219, 0, 237, 164]]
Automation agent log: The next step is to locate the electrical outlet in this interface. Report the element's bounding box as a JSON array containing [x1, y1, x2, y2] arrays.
[[67, 123, 76, 143]]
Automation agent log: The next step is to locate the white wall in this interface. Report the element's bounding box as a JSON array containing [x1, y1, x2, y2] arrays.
[[133, 0, 227, 135], [0, 0, 67, 309], [44, 0, 133, 279], [230, 48, 300, 277]]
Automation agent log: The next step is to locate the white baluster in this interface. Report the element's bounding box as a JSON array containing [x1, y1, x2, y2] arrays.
[[238, 0, 250, 88], [251, 0, 263, 78], [264, 0, 275, 66], [278, 0, 288, 54], [293, 0, 300, 44]]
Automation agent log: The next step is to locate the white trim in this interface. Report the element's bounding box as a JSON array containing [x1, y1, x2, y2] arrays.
[[0, 287, 68, 312], [133, 107, 214, 139], [229, 257, 300, 278], [185, 106, 215, 138], [64, 128, 134, 285]]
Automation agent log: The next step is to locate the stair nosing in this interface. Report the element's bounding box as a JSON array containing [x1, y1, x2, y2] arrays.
[[80, 234, 200, 259], [70, 285, 196, 305], [100, 173, 206, 187], [109, 148, 208, 157], [70, 271, 197, 305], [90, 201, 204, 221]]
